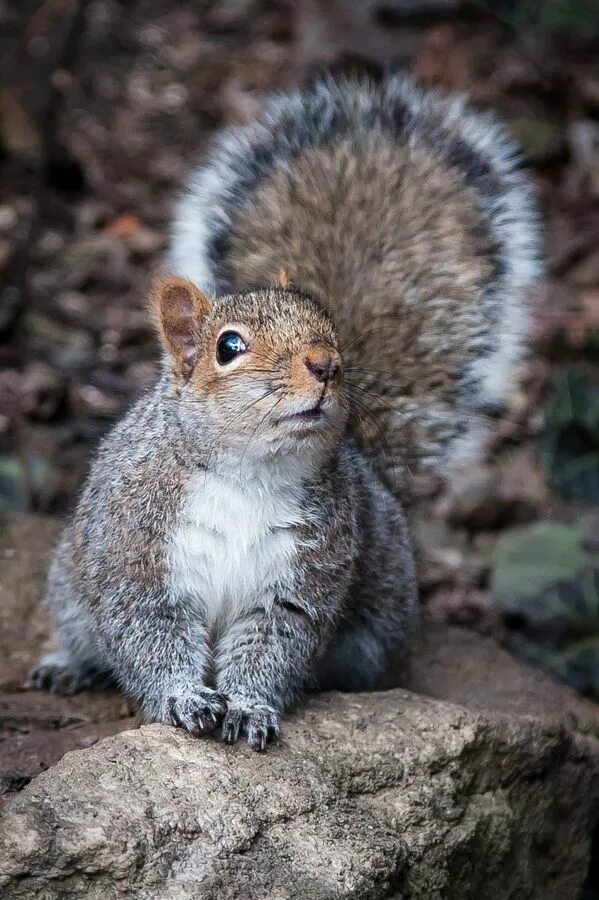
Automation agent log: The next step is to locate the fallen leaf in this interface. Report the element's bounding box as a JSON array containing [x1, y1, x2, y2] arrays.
[[103, 214, 142, 238], [0, 89, 40, 160]]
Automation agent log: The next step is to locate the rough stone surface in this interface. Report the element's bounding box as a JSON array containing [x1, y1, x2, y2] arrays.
[[1, 692, 598, 899], [0, 515, 598, 899]]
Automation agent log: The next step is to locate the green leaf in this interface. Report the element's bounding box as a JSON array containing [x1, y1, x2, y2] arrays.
[[493, 521, 594, 617], [493, 520, 599, 695]]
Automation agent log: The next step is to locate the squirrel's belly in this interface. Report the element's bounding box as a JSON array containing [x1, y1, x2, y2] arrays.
[[167, 472, 303, 629]]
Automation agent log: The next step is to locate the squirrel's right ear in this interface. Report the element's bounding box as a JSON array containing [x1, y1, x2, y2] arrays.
[[149, 277, 211, 380]]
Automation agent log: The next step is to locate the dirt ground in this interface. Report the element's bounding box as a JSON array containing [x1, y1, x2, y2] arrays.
[[1, 0, 598, 821]]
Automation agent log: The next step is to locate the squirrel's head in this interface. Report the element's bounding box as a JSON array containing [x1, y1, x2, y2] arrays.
[[149, 277, 348, 458]]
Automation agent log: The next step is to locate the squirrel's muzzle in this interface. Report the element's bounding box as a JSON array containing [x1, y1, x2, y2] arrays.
[[304, 348, 342, 386]]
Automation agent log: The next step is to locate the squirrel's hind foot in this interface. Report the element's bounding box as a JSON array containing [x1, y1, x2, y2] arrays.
[[27, 651, 113, 694], [222, 702, 280, 752]]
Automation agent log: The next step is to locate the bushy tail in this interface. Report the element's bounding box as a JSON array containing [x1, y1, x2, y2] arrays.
[[170, 75, 542, 485]]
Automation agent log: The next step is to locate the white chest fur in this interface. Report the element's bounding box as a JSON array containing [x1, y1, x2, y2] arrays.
[[168, 464, 309, 629]]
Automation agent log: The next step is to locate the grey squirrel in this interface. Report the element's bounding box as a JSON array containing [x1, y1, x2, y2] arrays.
[[29, 76, 541, 749]]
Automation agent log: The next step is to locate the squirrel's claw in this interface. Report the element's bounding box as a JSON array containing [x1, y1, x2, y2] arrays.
[[222, 703, 280, 751], [166, 690, 227, 736], [27, 652, 113, 695], [223, 708, 243, 744]]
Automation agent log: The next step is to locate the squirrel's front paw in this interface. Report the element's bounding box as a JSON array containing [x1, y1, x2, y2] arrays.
[[222, 701, 280, 751], [166, 689, 228, 735]]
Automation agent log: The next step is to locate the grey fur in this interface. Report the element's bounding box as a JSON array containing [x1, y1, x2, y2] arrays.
[[30, 288, 416, 750]]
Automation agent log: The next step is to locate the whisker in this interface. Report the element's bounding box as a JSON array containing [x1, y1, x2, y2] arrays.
[[340, 318, 409, 356], [200, 387, 283, 478], [347, 382, 411, 420], [181, 376, 285, 404], [344, 366, 403, 381], [238, 394, 285, 476], [349, 408, 401, 495], [348, 393, 401, 479]]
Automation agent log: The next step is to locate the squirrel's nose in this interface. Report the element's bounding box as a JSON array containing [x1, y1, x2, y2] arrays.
[[304, 349, 341, 385]]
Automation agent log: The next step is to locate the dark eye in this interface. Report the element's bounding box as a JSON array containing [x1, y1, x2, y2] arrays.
[[216, 331, 248, 365]]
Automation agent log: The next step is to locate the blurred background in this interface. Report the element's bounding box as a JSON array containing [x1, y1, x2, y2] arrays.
[[1, 3, 599, 894], [1, 2, 598, 707]]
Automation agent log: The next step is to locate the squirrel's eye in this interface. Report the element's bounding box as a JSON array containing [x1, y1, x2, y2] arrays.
[[216, 331, 247, 365]]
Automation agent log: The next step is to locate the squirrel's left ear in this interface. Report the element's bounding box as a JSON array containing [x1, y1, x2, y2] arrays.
[[149, 277, 211, 380]]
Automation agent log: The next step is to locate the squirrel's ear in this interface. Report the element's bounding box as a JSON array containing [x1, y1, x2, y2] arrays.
[[149, 277, 211, 380]]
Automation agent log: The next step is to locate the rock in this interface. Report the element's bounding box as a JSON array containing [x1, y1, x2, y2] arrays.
[[0, 456, 60, 515], [0, 681, 597, 899], [438, 464, 537, 531], [0, 515, 598, 898], [492, 519, 599, 696], [413, 515, 497, 603], [440, 465, 501, 528], [23, 312, 95, 370], [68, 383, 123, 419], [425, 587, 503, 636], [493, 520, 599, 620], [405, 621, 599, 727], [412, 516, 469, 588], [20, 362, 65, 421]]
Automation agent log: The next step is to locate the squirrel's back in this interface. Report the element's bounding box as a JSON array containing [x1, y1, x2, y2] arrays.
[[170, 75, 541, 478]]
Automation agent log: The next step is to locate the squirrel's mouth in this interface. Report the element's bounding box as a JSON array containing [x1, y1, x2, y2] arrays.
[[277, 402, 328, 427]]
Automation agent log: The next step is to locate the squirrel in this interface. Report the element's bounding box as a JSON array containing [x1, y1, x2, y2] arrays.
[[28, 76, 540, 750]]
